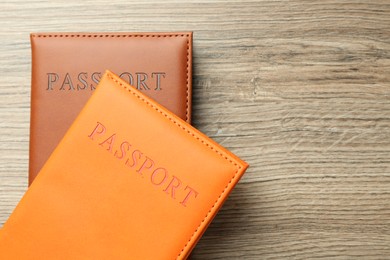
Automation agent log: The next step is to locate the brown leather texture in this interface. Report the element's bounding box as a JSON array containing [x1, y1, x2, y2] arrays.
[[29, 32, 192, 185], [0, 71, 248, 259]]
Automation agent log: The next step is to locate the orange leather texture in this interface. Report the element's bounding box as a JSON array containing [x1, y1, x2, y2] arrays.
[[29, 32, 192, 185], [0, 71, 248, 259]]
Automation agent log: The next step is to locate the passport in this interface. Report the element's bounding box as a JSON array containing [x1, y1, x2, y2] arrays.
[[0, 71, 248, 259], [29, 32, 193, 185]]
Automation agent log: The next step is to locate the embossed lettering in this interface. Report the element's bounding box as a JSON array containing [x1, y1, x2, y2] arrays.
[[114, 141, 131, 159], [151, 168, 168, 186], [60, 73, 75, 90], [152, 72, 165, 90], [77, 72, 88, 90], [136, 73, 149, 90], [91, 72, 101, 90], [137, 156, 154, 175], [119, 72, 134, 86], [99, 134, 116, 153], [88, 122, 106, 140], [47, 73, 59, 90], [163, 175, 182, 199], [88, 122, 198, 207], [46, 71, 165, 91], [126, 150, 142, 168], [180, 186, 199, 207]]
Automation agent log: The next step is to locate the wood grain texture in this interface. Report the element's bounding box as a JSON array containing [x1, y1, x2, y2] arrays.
[[0, 0, 389, 258]]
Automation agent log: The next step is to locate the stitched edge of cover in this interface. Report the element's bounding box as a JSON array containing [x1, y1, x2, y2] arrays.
[[106, 72, 243, 260], [31, 33, 191, 123]]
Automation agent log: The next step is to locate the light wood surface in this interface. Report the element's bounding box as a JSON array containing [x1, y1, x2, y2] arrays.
[[0, 0, 389, 259]]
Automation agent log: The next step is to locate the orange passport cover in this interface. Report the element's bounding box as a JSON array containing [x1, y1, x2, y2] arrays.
[[0, 71, 248, 259]]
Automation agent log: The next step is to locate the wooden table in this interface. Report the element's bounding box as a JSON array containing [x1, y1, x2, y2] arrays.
[[0, 1, 389, 258]]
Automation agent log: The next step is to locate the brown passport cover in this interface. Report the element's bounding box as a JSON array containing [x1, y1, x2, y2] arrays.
[[0, 71, 248, 259], [29, 32, 192, 185]]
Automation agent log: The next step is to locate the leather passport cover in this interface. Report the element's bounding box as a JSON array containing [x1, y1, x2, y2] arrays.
[[29, 32, 192, 185], [0, 71, 248, 259]]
